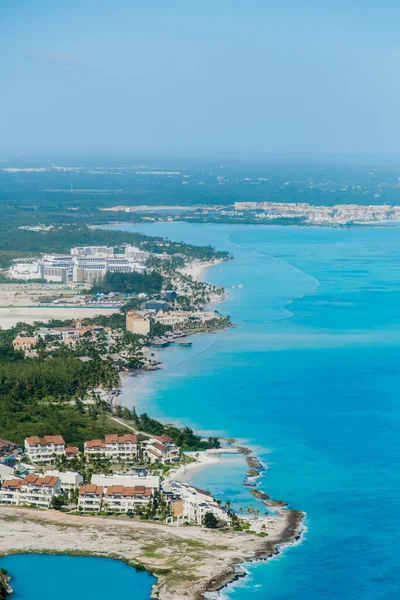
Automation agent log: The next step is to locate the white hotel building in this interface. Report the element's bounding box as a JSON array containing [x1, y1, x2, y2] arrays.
[[9, 244, 149, 284], [71, 245, 149, 284]]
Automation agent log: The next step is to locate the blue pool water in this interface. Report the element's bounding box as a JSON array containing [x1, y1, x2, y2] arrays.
[[112, 222, 400, 600], [0, 554, 155, 600]]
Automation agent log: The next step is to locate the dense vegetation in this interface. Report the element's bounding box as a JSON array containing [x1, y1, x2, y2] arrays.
[[0, 321, 219, 450], [0, 222, 229, 269], [131, 410, 220, 451], [0, 349, 122, 447], [91, 271, 163, 295]]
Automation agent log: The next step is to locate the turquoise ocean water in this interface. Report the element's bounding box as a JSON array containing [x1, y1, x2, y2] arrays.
[[4, 222, 400, 599], [115, 223, 400, 600]]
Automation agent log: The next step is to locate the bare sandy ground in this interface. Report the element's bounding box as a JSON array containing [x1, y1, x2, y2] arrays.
[[0, 506, 303, 599], [0, 307, 119, 329], [0, 284, 120, 328]]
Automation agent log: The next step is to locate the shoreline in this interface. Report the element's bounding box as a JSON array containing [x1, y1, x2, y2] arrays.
[[0, 252, 306, 599], [0, 506, 304, 600], [112, 256, 306, 597]]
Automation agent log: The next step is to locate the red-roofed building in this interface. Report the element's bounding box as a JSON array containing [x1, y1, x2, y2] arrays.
[[24, 436, 66, 464], [104, 434, 138, 461], [84, 439, 106, 458], [84, 435, 137, 461], [78, 484, 103, 512], [103, 485, 153, 513], [65, 446, 80, 460], [144, 435, 180, 464], [0, 474, 61, 508]]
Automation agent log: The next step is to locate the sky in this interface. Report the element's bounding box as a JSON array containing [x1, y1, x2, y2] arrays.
[[1, 0, 400, 156]]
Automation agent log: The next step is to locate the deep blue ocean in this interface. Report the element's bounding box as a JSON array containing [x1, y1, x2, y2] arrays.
[[4, 222, 400, 599], [115, 223, 400, 600]]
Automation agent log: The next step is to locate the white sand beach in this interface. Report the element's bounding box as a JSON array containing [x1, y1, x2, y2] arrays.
[[171, 448, 240, 481], [180, 258, 224, 282]]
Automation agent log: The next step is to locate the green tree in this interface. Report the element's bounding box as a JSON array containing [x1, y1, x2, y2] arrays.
[[203, 512, 219, 529]]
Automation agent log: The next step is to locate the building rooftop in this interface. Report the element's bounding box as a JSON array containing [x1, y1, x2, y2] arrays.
[[18, 474, 60, 488], [85, 439, 106, 449], [105, 434, 137, 444], [79, 484, 103, 495], [0, 438, 19, 452], [105, 485, 152, 497], [126, 311, 148, 321], [25, 435, 65, 446]]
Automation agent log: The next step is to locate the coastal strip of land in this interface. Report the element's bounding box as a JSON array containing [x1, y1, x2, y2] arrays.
[[0, 506, 303, 600]]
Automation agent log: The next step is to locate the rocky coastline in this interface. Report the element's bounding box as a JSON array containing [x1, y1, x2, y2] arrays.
[[0, 506, 304, 600]]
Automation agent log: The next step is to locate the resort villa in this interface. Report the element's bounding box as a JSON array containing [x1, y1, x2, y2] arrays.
[[24, 436, 66, 464], [12, 335, 39, 353], [36, 321, 108, 345]]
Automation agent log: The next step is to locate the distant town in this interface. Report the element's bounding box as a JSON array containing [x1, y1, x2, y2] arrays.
[[103, 200, 400, 226]]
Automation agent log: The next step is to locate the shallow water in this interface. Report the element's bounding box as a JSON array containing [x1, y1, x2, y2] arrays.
[[0, 554, 155, 600], [111, 222, 400, 600]]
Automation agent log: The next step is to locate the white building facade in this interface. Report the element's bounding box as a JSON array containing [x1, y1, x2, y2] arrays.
[[24, 436, 66, 464], [0, 474, 61, 508]]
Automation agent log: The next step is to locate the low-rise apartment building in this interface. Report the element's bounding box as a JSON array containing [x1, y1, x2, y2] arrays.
[[24, 435, 66, 464], [103, 485, 153, 513], [167, 480, 231, 526], [84, 434, 138, 461], [105, 434, 138, 461], [0, 474, 61, 508], [84, 439, 106, 457], [144, 434, 180, 464], [78, 484, 103, 512]]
